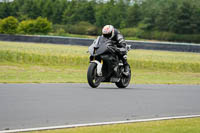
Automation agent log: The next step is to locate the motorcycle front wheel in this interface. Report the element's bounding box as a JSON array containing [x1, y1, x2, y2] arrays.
[[87, 63, 101, 88]]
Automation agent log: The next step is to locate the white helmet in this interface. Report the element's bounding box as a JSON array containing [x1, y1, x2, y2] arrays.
[[102, 25, 114, 39]]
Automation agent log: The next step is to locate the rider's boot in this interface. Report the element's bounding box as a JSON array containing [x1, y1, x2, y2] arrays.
[[123, 64, 130, 77], [110, 65, 120, 83], [122, 55, 130, 77]]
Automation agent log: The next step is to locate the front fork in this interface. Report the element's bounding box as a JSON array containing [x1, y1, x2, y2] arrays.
[[90, 57, 103, 76]]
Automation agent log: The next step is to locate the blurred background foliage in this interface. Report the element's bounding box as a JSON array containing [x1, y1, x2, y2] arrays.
[[1, 0, 200, 43]]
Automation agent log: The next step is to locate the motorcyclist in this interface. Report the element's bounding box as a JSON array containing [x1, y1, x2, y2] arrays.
[[102, 25, 130, 79]]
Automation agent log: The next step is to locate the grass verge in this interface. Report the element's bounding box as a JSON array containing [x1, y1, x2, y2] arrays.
[[0, 41, 200, 84], [26, 117, 200, 133], [0, 62, 200, 84]]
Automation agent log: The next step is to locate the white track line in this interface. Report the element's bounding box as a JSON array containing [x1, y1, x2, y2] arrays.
[[1, 114, 200, 133]]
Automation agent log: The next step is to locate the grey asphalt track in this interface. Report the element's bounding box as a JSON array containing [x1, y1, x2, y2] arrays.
[[0, 83, 200, 131]]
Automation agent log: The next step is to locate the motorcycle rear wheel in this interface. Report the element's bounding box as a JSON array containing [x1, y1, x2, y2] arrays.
[[115, 65, 131, 88], [87, 63, 101, 88]]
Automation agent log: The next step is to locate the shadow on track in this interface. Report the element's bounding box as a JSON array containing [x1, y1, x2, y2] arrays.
[[85, 84, 140, 90]]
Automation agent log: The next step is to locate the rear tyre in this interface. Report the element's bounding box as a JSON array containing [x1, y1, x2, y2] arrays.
[[87, 63, 101, 88], [115, 65, 131, 88]]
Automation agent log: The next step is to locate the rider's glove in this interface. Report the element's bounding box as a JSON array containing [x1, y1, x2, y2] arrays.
[[123, 55, 127, 60]]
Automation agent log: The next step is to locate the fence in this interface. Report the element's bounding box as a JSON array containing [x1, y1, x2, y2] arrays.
[[0, 34, 200, 53]]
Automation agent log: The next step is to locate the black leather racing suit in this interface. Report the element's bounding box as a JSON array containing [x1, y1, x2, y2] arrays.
[[110, 29, 128, 70]]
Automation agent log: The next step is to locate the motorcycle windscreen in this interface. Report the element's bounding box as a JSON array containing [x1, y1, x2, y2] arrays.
[[88, 36, 101, 55], [95, 37, 111, 55]]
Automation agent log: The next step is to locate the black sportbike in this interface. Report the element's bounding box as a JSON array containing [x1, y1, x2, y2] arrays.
[[87, 36, 131, 88]]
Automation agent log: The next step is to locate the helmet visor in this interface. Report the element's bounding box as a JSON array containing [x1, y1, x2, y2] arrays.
[[103, 33, 112, 39]]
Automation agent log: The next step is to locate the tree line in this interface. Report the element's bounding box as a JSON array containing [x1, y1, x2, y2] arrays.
[[1, 0, 200, 42]]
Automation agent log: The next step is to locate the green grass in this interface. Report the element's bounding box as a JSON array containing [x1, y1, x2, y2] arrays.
[[126, 36, 144, 40], [0, 41, 200, 84], [25, 117, 200, 133], [0, 62, 87, 83], [0, 62, 200, 84], [1, 41, 200, 72], [128, 49, 200, 72], [0, 41, 88, 66]]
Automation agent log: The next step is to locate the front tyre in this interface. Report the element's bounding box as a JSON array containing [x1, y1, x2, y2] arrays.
[[87, 63, 101, 88], [115, 65, 131, 88]]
